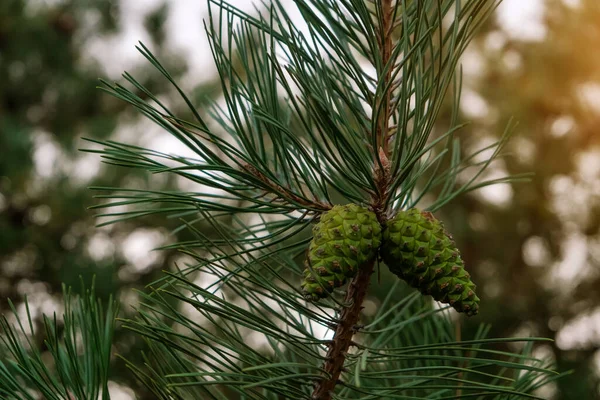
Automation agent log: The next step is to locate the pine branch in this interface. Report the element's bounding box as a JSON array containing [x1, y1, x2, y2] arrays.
[[377, 0, 394, 157], [311, 260, 375, 399], [65, 0, 563, 398], [0, 282, 118, 400], [242, 163, 331, 211], [311, 1, 396, 398]]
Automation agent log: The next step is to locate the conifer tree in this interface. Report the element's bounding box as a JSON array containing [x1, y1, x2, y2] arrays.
[[0, 0, 562, 399]]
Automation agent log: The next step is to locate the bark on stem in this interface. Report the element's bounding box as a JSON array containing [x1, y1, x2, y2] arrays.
[[311, 1, 395, 399], [310, 261, 376, 400], [379, 0, 394, 157], [374, 0, 394, 212]]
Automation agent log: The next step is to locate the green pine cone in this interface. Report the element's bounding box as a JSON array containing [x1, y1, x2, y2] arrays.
[[301, 204, 382, 301], [381, 208, 480, 316]]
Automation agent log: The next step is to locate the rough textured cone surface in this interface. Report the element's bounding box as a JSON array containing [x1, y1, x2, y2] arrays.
[[301, 204, 382, 301], [381, 208, 480, 316]]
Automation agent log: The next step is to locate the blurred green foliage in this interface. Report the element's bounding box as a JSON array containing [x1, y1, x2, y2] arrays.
[[439, 1, 600, 398], [0, 0, 209, 397]]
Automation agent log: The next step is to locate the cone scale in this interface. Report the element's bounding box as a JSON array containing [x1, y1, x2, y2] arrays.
[[381, 208, 480, 316], [301, 204, 382, 301]]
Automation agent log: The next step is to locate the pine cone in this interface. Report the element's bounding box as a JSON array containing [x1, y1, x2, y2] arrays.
[[381, 208, 479, 316], [301, 204, 382, 301]]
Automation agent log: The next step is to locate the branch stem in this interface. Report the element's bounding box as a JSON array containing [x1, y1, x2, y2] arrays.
[[242, 163, 331, 211], [373, 0, 395, 215], [311, 2, 396, 398], [310, 261, 376, 400], [379, 0, 394, 157]]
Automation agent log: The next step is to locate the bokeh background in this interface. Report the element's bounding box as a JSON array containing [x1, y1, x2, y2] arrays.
[[1, 0, 598, 398]]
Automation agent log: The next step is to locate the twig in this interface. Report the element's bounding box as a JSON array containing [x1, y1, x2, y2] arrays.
[[163, 115, 330, 211], [311, 261, 376, 400], [311, 2, 396, 399], [242, 163, 331, 211], [378, 0, 395, 158], [373, 0, 395, 218]]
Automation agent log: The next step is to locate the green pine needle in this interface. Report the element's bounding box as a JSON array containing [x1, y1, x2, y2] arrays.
[[0, 281, 118, 400]]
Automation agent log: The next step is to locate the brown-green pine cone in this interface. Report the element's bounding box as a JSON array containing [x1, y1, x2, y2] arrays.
[[381, 208, 480, 316], [301, 204, 382, 301]]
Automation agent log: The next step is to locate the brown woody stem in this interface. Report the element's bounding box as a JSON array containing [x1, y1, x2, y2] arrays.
[[311, 1, 395, 399], [310, 261, 376, 400], [373, 0, 394, 214], [242, 163, 331, 211], [378, 0, 394, 157]]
